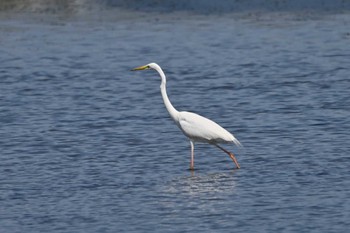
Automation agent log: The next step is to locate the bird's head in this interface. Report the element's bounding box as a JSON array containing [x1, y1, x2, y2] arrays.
[[131, 63, 159, 71]]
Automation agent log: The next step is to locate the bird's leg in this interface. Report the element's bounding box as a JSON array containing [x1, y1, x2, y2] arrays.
[[214, 144, 240, 169], [190, 141, 195, 170]]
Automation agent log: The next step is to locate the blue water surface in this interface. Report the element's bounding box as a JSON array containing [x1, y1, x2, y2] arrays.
[[0, 2, 350, 233]]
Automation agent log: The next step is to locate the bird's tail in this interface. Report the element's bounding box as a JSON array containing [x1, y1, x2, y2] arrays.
[[232, 137, 243, 147]]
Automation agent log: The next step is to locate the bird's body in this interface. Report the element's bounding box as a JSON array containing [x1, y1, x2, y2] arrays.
[[131, 63, 241, 170], [177, 111, 239, 145]]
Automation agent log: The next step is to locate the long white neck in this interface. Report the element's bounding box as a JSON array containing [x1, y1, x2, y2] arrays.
[[153, 65, 179, 122]]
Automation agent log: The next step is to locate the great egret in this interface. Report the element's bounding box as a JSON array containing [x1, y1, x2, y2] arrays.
[[131, 63, 241, 170]]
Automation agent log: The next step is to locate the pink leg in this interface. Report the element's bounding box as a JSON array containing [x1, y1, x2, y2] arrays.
[[190, 141, 194, 170], [214, 144, 240, 169]]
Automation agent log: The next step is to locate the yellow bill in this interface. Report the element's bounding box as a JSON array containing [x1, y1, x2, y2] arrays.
[[131, 65, 150, 71]]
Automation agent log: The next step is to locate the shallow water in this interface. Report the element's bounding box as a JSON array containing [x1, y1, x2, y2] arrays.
[[1, 3, 350, 233]]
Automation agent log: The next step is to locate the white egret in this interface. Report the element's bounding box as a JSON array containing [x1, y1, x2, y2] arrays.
[[131, 63, 241, 170]]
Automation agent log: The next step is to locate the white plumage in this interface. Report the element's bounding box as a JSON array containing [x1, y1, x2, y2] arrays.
[[178, 111, 240, 145], [132, 63, 241, 170]]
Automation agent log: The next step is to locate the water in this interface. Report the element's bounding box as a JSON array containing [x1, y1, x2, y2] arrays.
[[1, 2, 350, 233]]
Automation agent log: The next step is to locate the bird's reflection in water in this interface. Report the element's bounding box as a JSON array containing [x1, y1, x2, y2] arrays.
[[163, 170, 238, 197]]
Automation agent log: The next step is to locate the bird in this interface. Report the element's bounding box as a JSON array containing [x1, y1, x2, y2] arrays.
[[131, 63, 241, 170]]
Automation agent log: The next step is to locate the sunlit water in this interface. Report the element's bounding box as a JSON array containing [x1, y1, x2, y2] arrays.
[[1, 3, 350, 233]]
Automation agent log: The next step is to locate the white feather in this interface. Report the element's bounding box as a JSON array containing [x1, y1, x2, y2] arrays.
[[178, 111, 241, 146]]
